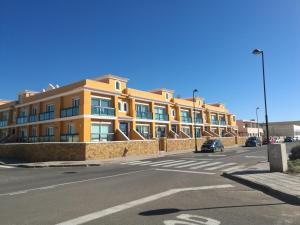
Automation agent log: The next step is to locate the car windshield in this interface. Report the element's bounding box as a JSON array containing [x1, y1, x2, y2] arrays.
[[204, 140, 215, 145], [248, 137, 257, 140]]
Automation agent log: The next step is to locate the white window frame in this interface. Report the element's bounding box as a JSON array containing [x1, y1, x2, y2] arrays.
[[72, 97, 80, 107]]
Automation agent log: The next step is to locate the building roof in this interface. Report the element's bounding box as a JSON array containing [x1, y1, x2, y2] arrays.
[[94, 74, 129, 82], [148, 88, 175, 94]]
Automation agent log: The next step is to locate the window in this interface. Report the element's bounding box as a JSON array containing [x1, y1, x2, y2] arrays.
[[195, 127, 201, 137], [115, 81, 121, 90], [32, 106, 37, 115], [46, 127, 54, 136], [233, 116, 236, 122], [91, 123, 113, 142], [118, 102, 122, 111], [155, 126, 166, 138], [46, 104, 55, 112], [68, 124, 76, 134], [166, 93, 169, 99], [72, 98, 80, 107], [172, 109, 175, 117], [136, 125, 150, 139], [182, 127, 191, 136], [32, 127, 37, 137], [123, 102, 127, 111]]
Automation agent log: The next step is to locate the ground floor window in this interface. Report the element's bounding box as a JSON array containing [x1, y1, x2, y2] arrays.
[[91, 123, 113, 142], [156, 126, 166, 138], [182, 127, 191, 137], [195, 127, 202, 137], [220, 128, 226, 137], [136, 125, 150, 139]]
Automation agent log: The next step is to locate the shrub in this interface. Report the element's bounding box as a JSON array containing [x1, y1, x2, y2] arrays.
[[289, 145, 300, 160]]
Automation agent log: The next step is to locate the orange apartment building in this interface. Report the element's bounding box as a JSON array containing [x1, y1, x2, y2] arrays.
[[0, 74, 237, 143]]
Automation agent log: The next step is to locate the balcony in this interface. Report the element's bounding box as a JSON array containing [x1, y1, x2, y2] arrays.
[[39, 135, 55, 142], [16, 116, 28, 124], [0, 120, 8, 127], [91, 133, 115, 142], [61, 133, 79, 142], [181, 116, 192, 123], [91, 106, 115, 116], [136, 111, 153, 120], [211, 120, 220, 125], [61, 107, 79, 118], [220, 120, 227, 125], [155, 113, 169, 121], [39, 111, 55, 121], [29, 115, 38, 123], [195, 118, 203, 124]]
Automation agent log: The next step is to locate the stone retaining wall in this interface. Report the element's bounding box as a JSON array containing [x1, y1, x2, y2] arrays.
[[166, 138, 206, 152], [219, 137, 236, 147], [85, 140, 159, 160]]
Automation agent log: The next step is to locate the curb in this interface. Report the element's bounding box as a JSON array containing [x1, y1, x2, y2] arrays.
[[222, 172, 300, 205], [0, 162, 101, 168]]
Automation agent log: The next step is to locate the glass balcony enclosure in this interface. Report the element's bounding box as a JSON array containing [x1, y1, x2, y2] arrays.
[[91, 98, 115, 116], [0, 120, 8, 127], [61, 133, 79, 142], [181, 111, 192, 123], [61, 106, 79, 118], [136, 104, 152, 119], [39, 111, 55, 121], [16, 116, 28, 124], [154, 107, 168, 121]]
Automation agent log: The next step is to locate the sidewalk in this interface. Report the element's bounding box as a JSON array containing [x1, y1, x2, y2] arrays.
[[223, 162, 300, 205]]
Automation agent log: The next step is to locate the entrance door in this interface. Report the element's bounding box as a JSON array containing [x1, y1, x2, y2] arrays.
[[171, 125, 177, 134], [120, 122, 129, 137]]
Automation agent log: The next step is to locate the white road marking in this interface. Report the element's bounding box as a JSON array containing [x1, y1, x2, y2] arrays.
[[175, 161, 210, 168], [0, 165, 14, 168], [235, 150, 250, 154], [55, 184, 233, 225], [244, 156, 266, 159], [0, 169, 149, 197], [149, 160, 186, 167], [164, 214, 221, 225], [221, 165, 244, 172], [143, 160, 178, 166], [205, 163, 237, 171], [208, 154, 226, 157], [162, 161, 195, 168], [182, 158, 213, 161], [155, 169, 215, 175], [122, 161, 153, 165], [190, 162, 222, 169]]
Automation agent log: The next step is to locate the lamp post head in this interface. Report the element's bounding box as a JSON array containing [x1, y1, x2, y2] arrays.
[[193, 89, 198, 93], [252, 49, 263, 55], [256, 107, 260, 110]]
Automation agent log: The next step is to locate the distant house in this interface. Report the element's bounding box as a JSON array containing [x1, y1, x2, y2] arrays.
[[261, 121, 300, 139], [237, 119, 264, 137]]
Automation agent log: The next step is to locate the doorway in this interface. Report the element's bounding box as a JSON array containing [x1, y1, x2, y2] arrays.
[[120, 122, 129, 137]]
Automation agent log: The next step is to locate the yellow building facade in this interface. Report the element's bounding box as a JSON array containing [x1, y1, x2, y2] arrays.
[[0, 74, 237, 143]]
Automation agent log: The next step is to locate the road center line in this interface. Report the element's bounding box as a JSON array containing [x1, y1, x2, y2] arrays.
[[55, 184, 234, 225], [0, 169, 149, 197]]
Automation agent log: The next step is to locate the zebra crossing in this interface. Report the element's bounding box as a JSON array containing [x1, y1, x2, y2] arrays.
[[122, 159, 243, 173]]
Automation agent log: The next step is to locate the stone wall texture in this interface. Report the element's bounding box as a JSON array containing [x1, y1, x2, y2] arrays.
[[166, 138, 206, 152], [85, 140, 159, 160], [236, 137, 248, 146], [218, 137, 236, 147]]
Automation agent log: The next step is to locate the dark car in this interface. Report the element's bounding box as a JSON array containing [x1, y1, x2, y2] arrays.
[[245, 137, 262, 147], [201, 139, 224, 153], [284, 137, 294, 142]]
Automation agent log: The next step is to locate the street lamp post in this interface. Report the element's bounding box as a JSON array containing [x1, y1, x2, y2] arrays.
[[252, 48, 270, 160], [256, 107, 260, 137], [193, 89, 198, 152]]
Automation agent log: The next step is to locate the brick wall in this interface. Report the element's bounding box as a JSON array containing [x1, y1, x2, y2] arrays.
[[166, 138, 206, 152]]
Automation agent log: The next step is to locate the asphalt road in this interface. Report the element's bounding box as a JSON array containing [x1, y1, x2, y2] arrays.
[[0, 146, 299, 225]]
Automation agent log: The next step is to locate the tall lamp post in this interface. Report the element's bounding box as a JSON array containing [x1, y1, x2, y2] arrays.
[[193, 89, 199, 152], [252, 49, 270, 160], [256, 107, 260, 137]]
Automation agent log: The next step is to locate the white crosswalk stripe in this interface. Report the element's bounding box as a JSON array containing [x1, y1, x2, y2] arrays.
[[162, 161, 195, 168], [175, 161, 210, 168], [123, 159, 242, 172], [0, 165, 14, 168], [204, 163, 237, 171], [189, 162, 222, 169], [221, 165, 244, 172], [149, 160, 186, 167]]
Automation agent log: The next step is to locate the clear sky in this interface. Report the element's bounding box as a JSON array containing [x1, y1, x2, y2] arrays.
[[0, 0, 299, 122]]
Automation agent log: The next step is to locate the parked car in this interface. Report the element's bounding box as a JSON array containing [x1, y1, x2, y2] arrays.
[[245, 137, 262, 147], [284, 136, 294, 142], [201, 139, 224, 153]]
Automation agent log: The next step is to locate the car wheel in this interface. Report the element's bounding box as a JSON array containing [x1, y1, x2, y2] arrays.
[[221, 147, 224, 152]]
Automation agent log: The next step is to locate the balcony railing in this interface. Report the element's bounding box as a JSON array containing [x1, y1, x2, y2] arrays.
[[91, 106, 115, 116], [0, 120, 8, 127], [181, 116, 192, 123], [29, 115, 38, 123], [91, 133, 115, 142], [38, 135, 55, 142], [155, 113, 169, 121], [61, 107, 79, 118], [195, 118, 203, 124], [28, 136, 39, 143], [16, 116, 28, 124], [61, 133, 79, 142], [220, 120, 227, 125], [136, 111, 153, 120], [39, 111, 55, 121], [211, 120, 220, 125]]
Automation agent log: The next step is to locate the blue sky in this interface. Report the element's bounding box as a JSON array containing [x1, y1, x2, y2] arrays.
[[0, 0, 299, 122]]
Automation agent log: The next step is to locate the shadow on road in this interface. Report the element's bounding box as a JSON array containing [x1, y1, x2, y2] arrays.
[[138, 202, 286, 216]]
